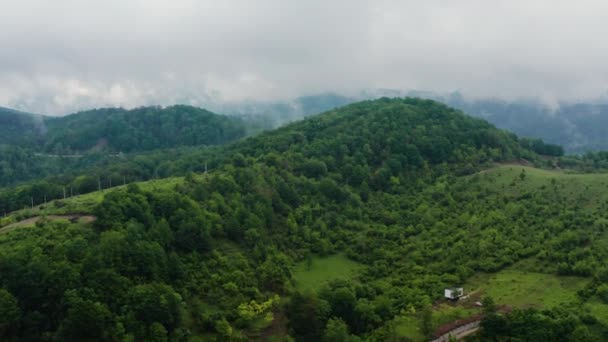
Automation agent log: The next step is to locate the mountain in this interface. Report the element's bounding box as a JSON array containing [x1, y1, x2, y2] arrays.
[[3, 98, 605, 341], [220, 91, 608, 154], [391, 91, 608, 154]]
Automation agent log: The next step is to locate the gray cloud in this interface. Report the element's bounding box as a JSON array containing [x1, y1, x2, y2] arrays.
[[2, 0, 608, 115]]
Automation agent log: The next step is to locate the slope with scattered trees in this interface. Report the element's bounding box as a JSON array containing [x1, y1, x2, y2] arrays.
[[1, 98, 607, 341]]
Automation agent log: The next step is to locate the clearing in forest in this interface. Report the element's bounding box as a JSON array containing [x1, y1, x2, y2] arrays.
[[292, 254, 364, 293], [465, 269, 589, 309], [474, 164, 608, 211]]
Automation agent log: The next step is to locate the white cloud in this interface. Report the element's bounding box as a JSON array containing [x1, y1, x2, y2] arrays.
[[2, 0, 608, 114]]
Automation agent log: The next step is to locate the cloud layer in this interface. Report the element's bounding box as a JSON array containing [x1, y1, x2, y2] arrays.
[[2, 0, 608, 114]]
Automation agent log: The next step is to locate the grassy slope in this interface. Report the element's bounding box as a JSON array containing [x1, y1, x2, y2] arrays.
[[0, 177, 184, 228], [392, 164, 608, 341], [466, 268, 588, 309], [475, 165, 608, 211]]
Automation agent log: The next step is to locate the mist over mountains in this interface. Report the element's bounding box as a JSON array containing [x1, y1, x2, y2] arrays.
[[213, 91, 608, 154]]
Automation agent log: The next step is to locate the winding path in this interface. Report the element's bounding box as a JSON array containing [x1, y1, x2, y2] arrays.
[[430, 320, 481, 342], [0, 215, 96, 234]]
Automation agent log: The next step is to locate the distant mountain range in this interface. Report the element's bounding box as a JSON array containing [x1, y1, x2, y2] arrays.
[[3, 91, 608, 153]]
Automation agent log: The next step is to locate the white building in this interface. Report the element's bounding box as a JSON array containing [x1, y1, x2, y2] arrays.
[[444, 287, 464, 300]]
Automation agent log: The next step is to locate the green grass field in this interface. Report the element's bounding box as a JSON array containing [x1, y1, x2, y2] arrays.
[[292, 254, 364, 293], [474, 165, 608, 211], [466, 268, 589, 309], [585, 299, 608, 325]]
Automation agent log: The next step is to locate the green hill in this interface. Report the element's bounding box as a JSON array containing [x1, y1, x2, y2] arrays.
[[41, 105, 247, 153], [0, 105, 249, 188], [1, 98, 607, 341], [0, 105, 247, 153], [0, 107, 45, 147]]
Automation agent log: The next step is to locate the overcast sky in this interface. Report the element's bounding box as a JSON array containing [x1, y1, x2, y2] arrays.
[[2, 0, 608, 115]]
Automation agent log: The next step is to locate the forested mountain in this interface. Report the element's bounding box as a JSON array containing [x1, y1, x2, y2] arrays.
[[0, 105, 249, 187], [449, 98, 608, 154], [220, 91, 608, 154], [3, 98, 604, 341], [1, 105, 247, 153], [0, 107, 45, 147]]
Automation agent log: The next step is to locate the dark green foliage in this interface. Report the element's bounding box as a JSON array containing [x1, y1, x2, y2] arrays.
[[287, 292, 330, 341], [0, 105, 247, 189], [42, 105, 246, 153], [0, 107, 44, 147], [479, 306, 603, 342], [0, 288, 21, 340], [519, 137, 564, 156]]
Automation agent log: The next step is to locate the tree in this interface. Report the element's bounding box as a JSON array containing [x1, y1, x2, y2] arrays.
[[596, 284, 608, 303], [420, 304, 433, 339], [148, 322, 169, 342], [324, 317, 350, 342], [482, 296, 497, 315], [56, 291, 115, 342], [480, 296, 507, 341], [287, 292, 330, 341], [0, 289, 20, 339], [215, 318, 233, 339], [127, 283, 183, 333], [258, 253, 291, 292]]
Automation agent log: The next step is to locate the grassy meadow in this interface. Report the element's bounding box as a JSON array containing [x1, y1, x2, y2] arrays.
[[292, 254, 364, 293]]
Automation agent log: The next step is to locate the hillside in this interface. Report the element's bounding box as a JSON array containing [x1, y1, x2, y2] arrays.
[[1, 98, 607, 341], [0, 105, 249, 188], [41, 105, 247, 153], [0, 107, 44, 147], [0, 105, 247, 153]]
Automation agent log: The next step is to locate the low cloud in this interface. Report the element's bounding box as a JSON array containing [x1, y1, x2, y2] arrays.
[[2, 0, 608, 114]]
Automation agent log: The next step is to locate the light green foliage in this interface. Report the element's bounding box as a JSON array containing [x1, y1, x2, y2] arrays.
[[237, 295, 279, 323], [323, 317, 351, 342]]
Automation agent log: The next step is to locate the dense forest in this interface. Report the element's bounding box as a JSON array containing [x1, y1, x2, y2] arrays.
[[0, 107, 45, 147], [1, 98, 608, 341], [0, 105, 247, 152], [0, 105, 249, 187]]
